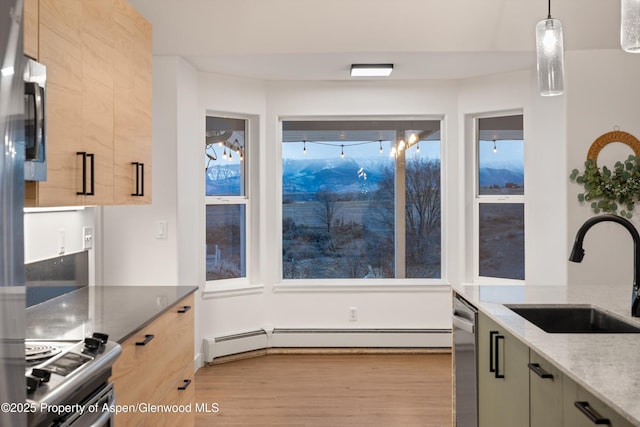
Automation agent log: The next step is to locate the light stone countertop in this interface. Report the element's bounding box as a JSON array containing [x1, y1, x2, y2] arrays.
[[453, 283, 640, 425]]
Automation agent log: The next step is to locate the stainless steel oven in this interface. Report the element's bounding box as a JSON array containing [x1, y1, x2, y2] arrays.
[[452, 293, 478, 427], [25, 335, 121, 427], [23, 56, 46, 181]]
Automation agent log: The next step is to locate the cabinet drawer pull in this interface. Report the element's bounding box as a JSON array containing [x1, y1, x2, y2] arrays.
[[494, 335, 505, 379], [574, 401, 611, 425], [528, 363, 554, 379], [77, 152, 95, 196], [178, 379, 192, 390], [489, 330, 499, 373], [178, 305, 192, 314], [135, 334, 155, 346], [131, 162, 145, 196]]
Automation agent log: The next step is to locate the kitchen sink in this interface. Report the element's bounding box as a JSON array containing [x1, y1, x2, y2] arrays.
[[505, 304, 640, 333]]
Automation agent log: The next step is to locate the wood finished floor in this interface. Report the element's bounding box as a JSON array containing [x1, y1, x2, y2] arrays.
[[194, 352, 452, 427]]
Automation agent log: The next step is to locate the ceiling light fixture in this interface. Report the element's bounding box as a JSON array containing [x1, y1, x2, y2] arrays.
[[535, 0, 564, 96], [621, 0, 640, 52], [350, 64, 394, 77]]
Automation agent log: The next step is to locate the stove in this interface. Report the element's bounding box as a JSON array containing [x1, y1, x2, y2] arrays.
[[25, 333, 121, 427]]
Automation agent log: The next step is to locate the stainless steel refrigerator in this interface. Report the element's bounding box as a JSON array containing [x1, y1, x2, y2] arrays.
[[0, 0, 26, 425]]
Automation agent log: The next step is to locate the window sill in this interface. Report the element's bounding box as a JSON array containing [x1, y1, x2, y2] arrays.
[[273, 281, 451, 293], [202, 281, 264, 299]]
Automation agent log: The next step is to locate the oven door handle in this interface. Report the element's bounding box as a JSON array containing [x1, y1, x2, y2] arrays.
[[452, 314, 475, 334], [87, 409, 111, 427]]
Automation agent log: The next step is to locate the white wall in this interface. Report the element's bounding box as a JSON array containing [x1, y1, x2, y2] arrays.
[[95, 56, 576, 363], [458, 70, 568, 285], [566, 49, 640, 288], [93, 49, 640, 363]]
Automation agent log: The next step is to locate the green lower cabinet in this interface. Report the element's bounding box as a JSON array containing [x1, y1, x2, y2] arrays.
[[563, 376, 634, 427], [478, 312, 530, 427], [529, 351, 564, 426]]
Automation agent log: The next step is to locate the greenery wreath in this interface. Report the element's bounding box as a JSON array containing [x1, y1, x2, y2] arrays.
[[570, 154, 640, 218]]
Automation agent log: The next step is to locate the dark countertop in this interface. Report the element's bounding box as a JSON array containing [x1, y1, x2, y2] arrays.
[[26, 285, 198, 343]]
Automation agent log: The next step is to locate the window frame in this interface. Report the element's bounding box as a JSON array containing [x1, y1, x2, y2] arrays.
[[472, 111, 525, 284], [277, 115, 446, 286], [204, 113, 251, 288]]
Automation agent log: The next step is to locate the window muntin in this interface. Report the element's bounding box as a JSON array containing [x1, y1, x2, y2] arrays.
[[476, 114, 524, 281], [205, 116, 247, 281], [282, 119, 441, 280]]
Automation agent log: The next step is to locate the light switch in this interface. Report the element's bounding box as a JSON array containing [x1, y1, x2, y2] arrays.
[[156, 221, 168, 239]]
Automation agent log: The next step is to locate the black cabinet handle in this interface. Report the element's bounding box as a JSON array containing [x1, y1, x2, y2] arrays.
[[77, 152, 95, 196], [135, 334, 155, 346], [178, 379, 192, 390], [494, 335, 505, 379], [87, 153, 95, 195], [528, 363, 554, 379], [489, 331, 499, 373], [574, 401, 611, 425], [178, 305, 192, 314], [131, 162, 145, 196], [77, 152, 87, 195]]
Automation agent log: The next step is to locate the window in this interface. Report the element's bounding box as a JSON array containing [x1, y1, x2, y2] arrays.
[[475, 114, 524, 280], [205, 116, 247, 281], [282, 119, 442, 280]]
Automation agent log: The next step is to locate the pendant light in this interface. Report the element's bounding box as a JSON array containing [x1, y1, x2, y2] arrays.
[[535, 0, 565, 96], [621, 0, 640, 52]]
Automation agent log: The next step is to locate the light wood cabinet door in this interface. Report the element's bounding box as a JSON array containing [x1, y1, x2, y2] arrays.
[[24, 0, 39, 59], [81, 0, 114, 205], [144, 366, 196, 427], [477, 312, 529, 427], [113, 0, 152, 204], [111, 316, 169, 426], [34, 0, 84, 207], [529, 350, 564, 427]]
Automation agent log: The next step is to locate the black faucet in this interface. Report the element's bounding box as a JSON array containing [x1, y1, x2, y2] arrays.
[[569, 214, 640, 317]]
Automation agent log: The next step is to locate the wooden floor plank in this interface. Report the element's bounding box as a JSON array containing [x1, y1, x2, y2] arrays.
[[194, 353, 452, 426]]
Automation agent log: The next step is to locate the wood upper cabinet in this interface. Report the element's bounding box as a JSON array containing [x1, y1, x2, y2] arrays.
[[25, 0, 151, 207], [30, 0, 83, 207], [113, 0, 152, 204], [24, 0, 39, 59]]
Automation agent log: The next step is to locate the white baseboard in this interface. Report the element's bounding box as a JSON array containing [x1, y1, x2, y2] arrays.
[[203, 328, 451, 362]]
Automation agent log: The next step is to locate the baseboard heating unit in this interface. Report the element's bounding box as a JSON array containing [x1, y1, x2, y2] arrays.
[[203, 328, 451, 362]]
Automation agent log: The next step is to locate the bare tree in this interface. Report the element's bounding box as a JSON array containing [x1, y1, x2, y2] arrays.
[[405, 158, 441, 267], [314, 190, 341, 233]]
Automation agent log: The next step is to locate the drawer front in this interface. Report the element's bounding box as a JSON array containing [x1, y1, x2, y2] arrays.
[[111, 294, 195, 426], [112, 315, 169, 426], [143, 366, 195, 427]]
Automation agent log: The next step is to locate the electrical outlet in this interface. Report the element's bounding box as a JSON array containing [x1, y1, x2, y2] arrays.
[[58, 228, 65, 255], [82, 226, 93, 250], [349, 307, 358, 322]]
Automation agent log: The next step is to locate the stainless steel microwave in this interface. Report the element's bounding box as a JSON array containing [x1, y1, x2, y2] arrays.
[[23, 56, 46, 181]]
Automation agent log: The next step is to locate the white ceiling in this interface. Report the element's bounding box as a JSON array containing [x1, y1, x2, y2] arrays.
[[128, 0, 622, 81]]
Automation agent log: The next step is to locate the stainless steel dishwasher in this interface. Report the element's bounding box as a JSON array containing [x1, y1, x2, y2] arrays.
[[452, 293, 478, 427]]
